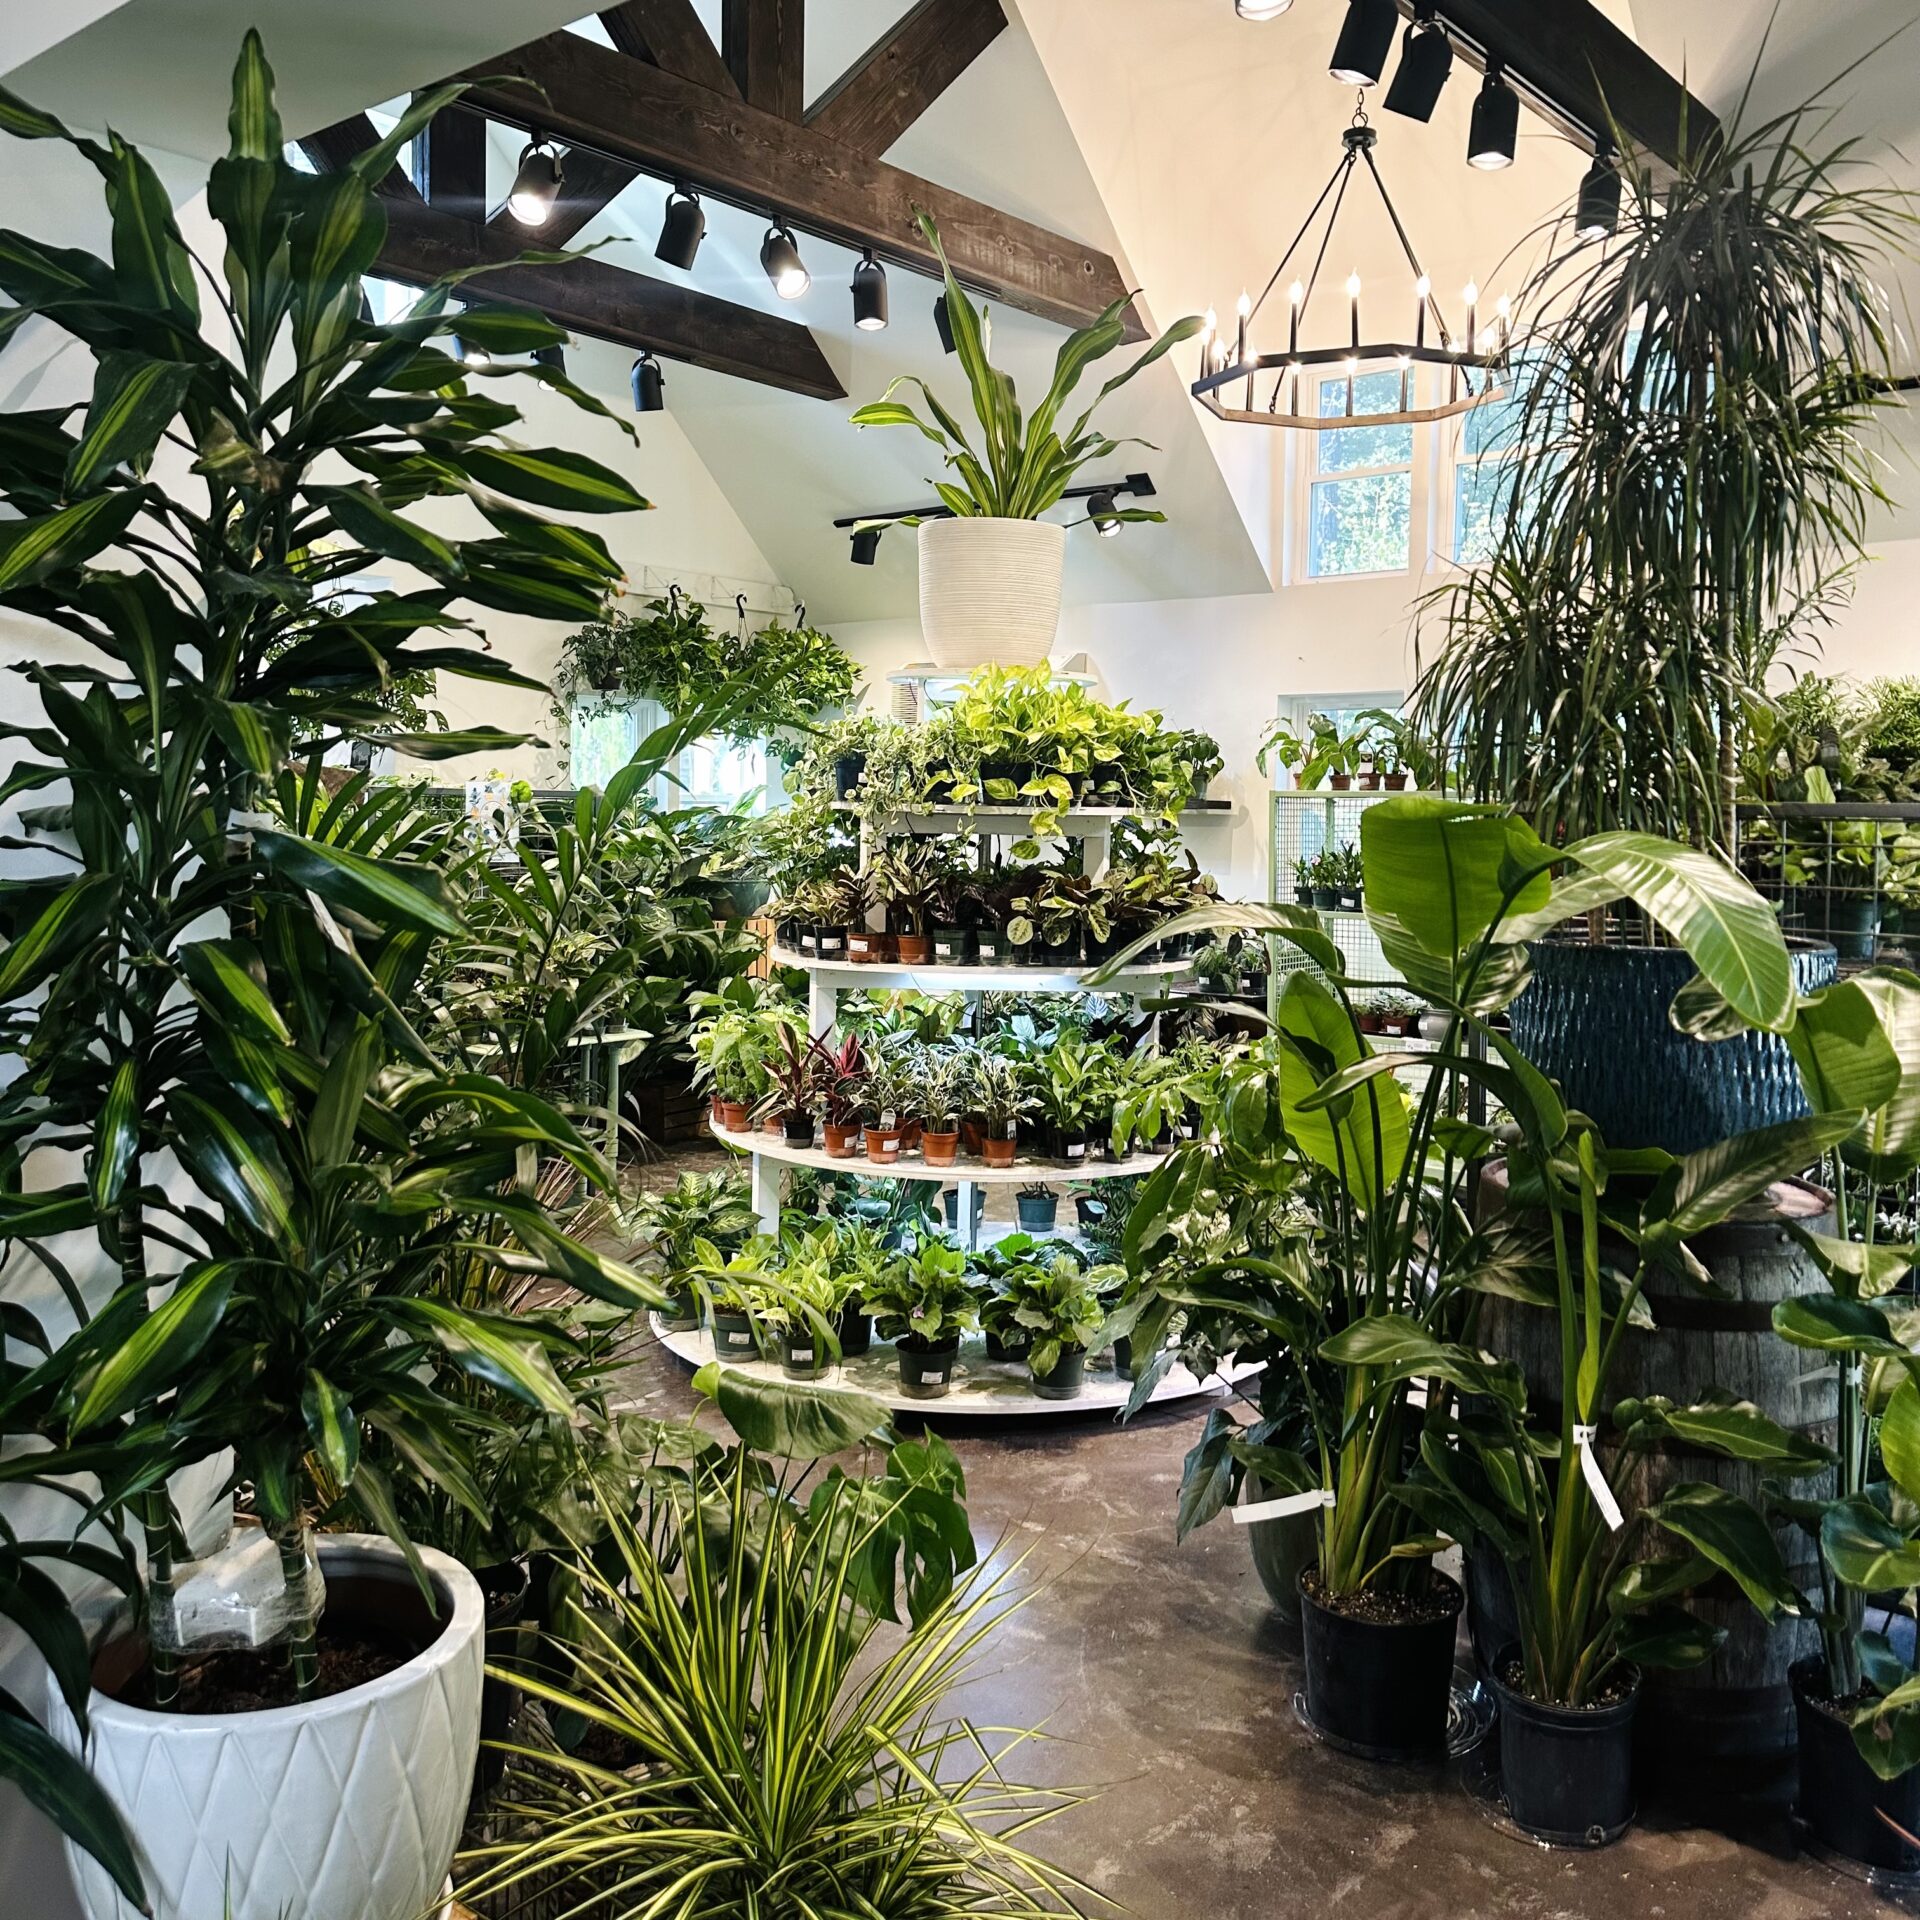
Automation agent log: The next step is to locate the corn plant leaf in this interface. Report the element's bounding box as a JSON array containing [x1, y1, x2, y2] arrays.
[[459, 445, 650, 514], [0, 494, 145, 598], [68, 1260, 238, 1431], [301, 1371, 359, 1488], [0, 1690, 147, 1912], [64, 351, 195, 493]]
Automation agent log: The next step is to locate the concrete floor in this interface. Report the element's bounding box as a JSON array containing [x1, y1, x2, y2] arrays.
[[619, 1144, 1907, 1920]]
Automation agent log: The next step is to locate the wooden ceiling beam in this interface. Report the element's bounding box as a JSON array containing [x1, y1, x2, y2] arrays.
[[297, 117, 415, 199], [1410, 0, 1716, 173], [458, 31, 1144, 338], [375, 195, 844, 399], [723, 0, 805, 121], [411, 102, 487, 223], [806, 0, 1006, 158], [598, 1, 738, 96]]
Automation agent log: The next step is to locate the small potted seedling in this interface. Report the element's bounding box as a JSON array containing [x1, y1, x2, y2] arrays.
[[1308, 850, 1340, 911], [863, 1233, 979, 1397], [861, 1051, 912, 1163], [870, 836, 944, 966], [768, 1026, 818, 1146], [811, 1030, 866, 1158], [833, 865, 879, 962], [1293, 855, 1313, 905]]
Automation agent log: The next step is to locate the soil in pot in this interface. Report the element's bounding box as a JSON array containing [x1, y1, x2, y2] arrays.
[[864, 1124, 902, 1163], [896, 933, 933, 964], [1490, 1650, 1640, 1845], [1298, 1566, 1463, 1760], [896, 1337, 960, 1397], [922, 1128, 960, 1166], [1792, 1658, 1920, 1872], [823, 1120, 860, 1159], [983, 1133, 1017, 1168], [1016, 1191, 1059, 1232], [1030, 1347, 1087, 1400]]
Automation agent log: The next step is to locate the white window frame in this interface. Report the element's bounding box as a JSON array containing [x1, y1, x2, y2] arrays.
[[1289, 362, 1435, 587]]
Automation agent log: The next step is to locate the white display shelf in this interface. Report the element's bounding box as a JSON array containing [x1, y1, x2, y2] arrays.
[[768, 945, 1186, 994], [709, 1118, 1168, 1184], [650, 1316, 1251, 1417], [828, 801, 1230, 833]]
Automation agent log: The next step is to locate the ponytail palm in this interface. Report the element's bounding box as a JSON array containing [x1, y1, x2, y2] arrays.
[[851, 211, 1201, 525]]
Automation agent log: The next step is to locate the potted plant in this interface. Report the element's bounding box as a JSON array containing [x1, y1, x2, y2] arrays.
[[1292, 855, 1314, 906], [1179, 728, 1226, 805], [975, 1236, 1045, 1362], [694, 1239, 776, 1359], [1002, 1253, 1111, 1400], [1015, 1183, 1061, 1233], [869, 836, 946, 965], [757, 1230, 848, 1380], [1307, 850, 1341, 912], [830, 866, 878, 962], [1109, 1051, 1193, 1158], [1406, 77, 1908, 1153], [929, 856, 981, 966], [828, 1215, 898, 1357], [1100, 792, 1822, 1765], [767, 1024, 821, 1145], [862, 1234, 980, 1396], [1192, 940, 1240, 997], [0, 40, 671, 1917], [918, 1048, 968, 1166], [851, 217, 1199, 668], [975, 1053, 1034, 1168], [808, 1030, 867, 1158], [861, 1050, 914, 1163], [1335, 844, 1364, 912], [630, 1171, 761, 1328]]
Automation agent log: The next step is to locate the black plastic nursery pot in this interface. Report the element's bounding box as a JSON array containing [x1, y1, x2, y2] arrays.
[[1051, 1124, 1090, 1169], [711, 1309, 759, 1360], [658, 1287, 701, 1333], [779, 1327, 827, 1380], [795, 926, 818, 957], [838, 1305, 874, 1357], [812, 923, 847, 960], [942, 1186, 987, 1231], [472, 1558, 531, 1800], [984, 1327, 1031, 1363], [973, 930, 1008, 966], [781, 1110, 815, 1145], [834, 750, 866, 799], [930, 926, 973, 965], [1031, 1347, 1087, 1401], [1490, 1648, 1640, 1845], [1464, 1543, 1522, 1681], [896, 1337, 960, 1397], [1298, 1567, 1464, 1761], [1792, 1658, 1920, 1872], [1016, 1191, 1059, 1232]]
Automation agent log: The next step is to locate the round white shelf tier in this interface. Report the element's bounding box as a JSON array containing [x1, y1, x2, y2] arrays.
[[709, 1117, 1167, 1184], [768, 945, 1185, 994], [650, 1315, 1251, 1418]]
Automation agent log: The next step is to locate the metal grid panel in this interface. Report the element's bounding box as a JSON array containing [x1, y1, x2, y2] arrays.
[[1268, 789, 1401, 984], [1735, 801, 1920, 972]]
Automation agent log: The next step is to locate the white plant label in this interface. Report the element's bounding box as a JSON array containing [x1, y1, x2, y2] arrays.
[[1573, 1423, 1624, 1532], [791, 1349, 813, 1364], [1232, 1488, 1336, 1525]]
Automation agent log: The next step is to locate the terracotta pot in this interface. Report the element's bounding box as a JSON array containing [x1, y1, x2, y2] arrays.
[[708, 1093, 724, 1121], [900, 1117, 923, 1153], [896, 933, 933, 964], [959, 1115, 986, 1158], [921, 1128, 960, 1166], [982, 1132, 1017, 1168], [845, 928, 880, 963], [760, 1112, 784, 1137], [864, 1124, 902, 1164], [718, 1100, 751, 1132]]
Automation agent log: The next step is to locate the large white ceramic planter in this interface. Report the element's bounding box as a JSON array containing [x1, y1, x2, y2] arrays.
[[50, 1534, 483, 1920], [918, 515, 1066, 670]]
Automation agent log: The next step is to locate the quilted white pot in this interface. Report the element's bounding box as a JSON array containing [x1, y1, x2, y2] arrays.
[[918, 516, 1066, 670], [51, 1534, 482, 1920]]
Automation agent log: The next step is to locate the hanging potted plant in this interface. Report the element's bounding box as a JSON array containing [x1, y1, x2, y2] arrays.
[[862, 1234, 980, 1397], [850, 213, 1200, 670]]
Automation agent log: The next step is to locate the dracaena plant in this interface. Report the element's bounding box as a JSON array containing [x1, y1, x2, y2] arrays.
[[851, 212, 1200, 523], [0, 32, 657, 1899], [1098, 795, 1843, 1627]]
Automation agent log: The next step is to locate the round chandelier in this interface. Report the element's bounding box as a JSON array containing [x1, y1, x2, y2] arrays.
[[1191, 102, 1509, 430]]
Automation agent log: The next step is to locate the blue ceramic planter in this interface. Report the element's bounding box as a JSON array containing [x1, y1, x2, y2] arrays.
[[1507, 940, 1836, 1155]]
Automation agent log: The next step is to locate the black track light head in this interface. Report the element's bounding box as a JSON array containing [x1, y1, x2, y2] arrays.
[[532, 343, 566, 375], [760, 224, 810, 300], [655, 186, 705, 270], [1088, 489, 1123, 538], [1329, 0, 1398, 87], [1576, 148, 1622, 239], [631, 351, 665, 412], [508, 134, 563, 227], [933, 292, 957, 354], [852, 251, 889, 331], [1468, 60, 1520, 170], [1383, 7, 1452, 122], [452, 333, 490, 371], [850, 525, 883, 566]]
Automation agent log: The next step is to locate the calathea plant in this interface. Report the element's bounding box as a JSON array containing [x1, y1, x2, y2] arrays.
[[0, 33, 656, 1899]]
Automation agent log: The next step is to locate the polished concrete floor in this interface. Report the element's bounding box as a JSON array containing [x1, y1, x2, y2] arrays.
[[619, 1145, 1906, 1919]]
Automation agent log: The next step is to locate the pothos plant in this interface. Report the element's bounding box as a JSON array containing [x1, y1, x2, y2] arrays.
[[0, 34, 658, 1900]]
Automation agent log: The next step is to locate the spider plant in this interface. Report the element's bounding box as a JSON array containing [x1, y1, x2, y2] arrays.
[[1408, 56, 1917, 848], [459, 1451, 1098, 1919], [851, 211, 1200, 524]]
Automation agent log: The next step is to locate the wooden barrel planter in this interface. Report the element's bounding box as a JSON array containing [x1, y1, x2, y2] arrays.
[[1474, 1163, 1836, 1792]]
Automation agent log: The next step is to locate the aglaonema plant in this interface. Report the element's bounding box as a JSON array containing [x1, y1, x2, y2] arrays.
[[0, 32, 660, 1903], [1099, 796, 1841, 1633]]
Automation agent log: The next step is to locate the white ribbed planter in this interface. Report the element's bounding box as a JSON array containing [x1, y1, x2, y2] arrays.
[[51, 1535, 482, 1920], [918, 516, 1066, 670]]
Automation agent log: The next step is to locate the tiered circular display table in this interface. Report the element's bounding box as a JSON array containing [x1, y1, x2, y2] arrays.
[[651, 1314, 1248, 1417]]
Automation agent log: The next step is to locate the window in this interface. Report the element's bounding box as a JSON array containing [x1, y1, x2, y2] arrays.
[[1304, 369, 1414, 579], [1450, 359, 1529, 565]]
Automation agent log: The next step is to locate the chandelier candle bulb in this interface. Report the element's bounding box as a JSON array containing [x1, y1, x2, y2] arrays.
[[1415, 273, 1429, 348], [1288, 279, 1304, 356], [1347, 271, 1361, 350], [1237, 290, 1252, 406]]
